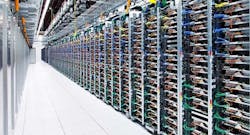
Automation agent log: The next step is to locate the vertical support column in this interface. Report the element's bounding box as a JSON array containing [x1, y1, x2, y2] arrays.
[[118, 19, 122, 111], [176, 0, 183, 135], [89, 31, 92, 92], [156, 6, 161, 134], [111, 22, 114, 106], [93, 29, 96, 95], [70, 38, 73, 79], [98, 28, 101, 97], [80, 33, 83, 86], [84, 33, 88, 89], [128, 15, 132, 117], [104, 26, 107, 102], [82, 35, 84, 86], [68, 41, 70, 79], [141, 13, 145, 126], [73, 38, 75, 80], [207, 0, 213, 135]]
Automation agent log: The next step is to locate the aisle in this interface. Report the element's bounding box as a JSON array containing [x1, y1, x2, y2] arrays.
[[14, 62, 150, 135]]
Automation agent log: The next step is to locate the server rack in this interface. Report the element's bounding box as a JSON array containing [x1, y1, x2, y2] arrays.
[[98, 24, 106, 101], [45, 1, 250, 135], [143, 4, 161, 133], [77, 35, 82, 85], [90, 28, 95, 94], [86, 30, 91, 91], [80, 33, 84, 87], [182, 0, 214, 134], [64, 41, 68, 76], [63, 40, 67, 76], [120, 14, 130, 116], [130, 9, 145, 124], [103, 23, 108, 103], [73, 35, 81, 85], [105, 21, 113, 105], [82, 32, 88, 89], [112, 17, 121, 110], [213, 0, 250, 135], [94, 26, 100, 97], [65, 37, 70, 78], [69, 37, 73, 80], [82, 33, 86, 88], [58, 42, 63, 74], [160, 1, 179, 134], [49, 34, 83, 85], [72, 36, 76, 81]]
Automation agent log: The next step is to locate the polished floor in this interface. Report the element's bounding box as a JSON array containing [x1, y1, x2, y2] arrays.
[[14, 61, 150, 135]]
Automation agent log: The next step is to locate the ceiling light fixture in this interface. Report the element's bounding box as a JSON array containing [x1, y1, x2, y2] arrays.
[[37, 0, 51, 35]]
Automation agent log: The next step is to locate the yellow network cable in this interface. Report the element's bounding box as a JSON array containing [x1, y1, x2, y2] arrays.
[[126, 0, 131, 14], [149, 0, 157, 4], [215, 2, 229, 8]]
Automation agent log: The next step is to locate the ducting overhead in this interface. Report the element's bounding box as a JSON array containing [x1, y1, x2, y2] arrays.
[[17, 0, 43, 46], [45, 0, 125, 42]]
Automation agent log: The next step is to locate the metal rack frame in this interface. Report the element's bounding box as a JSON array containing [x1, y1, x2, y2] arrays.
[[207, 1, 213, 135], [129, 10, 145, 123], [104, 23, 108, 102], [118, 18, 122, 111], [105, 21, 113, 105], [110, 19, 114, 107], [141, 13, 145, 126], [111, 16, 121, 110], [44, 1, 250, 135], [93, 27, 97, 96], [120, 14, 130, 116], [156, 5, 161, 134], [176, 0, 183, 134], [128, 14, 132, 118]]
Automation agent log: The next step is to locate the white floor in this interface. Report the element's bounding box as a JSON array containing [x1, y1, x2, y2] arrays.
[[14, 62, 150, 135]]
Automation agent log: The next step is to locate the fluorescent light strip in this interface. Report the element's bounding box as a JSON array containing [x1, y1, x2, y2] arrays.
[[37, 0, 51, 35]]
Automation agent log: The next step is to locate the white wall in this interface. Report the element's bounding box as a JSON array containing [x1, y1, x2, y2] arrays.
[[29, 48, 36, 64]]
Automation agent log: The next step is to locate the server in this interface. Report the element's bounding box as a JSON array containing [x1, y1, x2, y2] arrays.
[[43, 0, 250, 135]]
